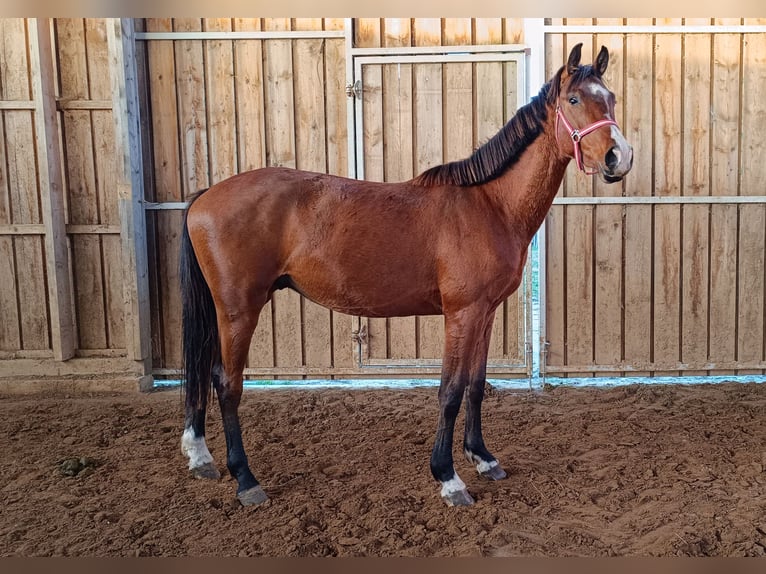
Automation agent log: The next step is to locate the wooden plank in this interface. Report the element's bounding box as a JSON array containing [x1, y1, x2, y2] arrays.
[[708, 23, 741, 375], [294, 36, 332, 370], [414, 61, 444, 360], [146, 18, 181, 203], [622, 23, 653, 376], [107, 18, 152, 370], [593, 23, 625, 376], [413, 19, 441, 47], [563, 32, 594, 377], [652, 23, 683, 376], [474, 59, 506, 361], [737, 31, 766, 375], [233, 18, 266, 172], [87, 19, 124, 351], [475, 18, 503, 44], [174, 18, 209, 198], [263, 33, 301, 374], [542, 25, 565, 374], [443, 18, 471, 46], [381, 21, 418, 361], [359, 23, 387, 362], [0, 20, 22, 352], [14, 20, 52, 353], [680, 22, 711, 375], [58, 18, 107, 351], [204, 18, 237, 185], [503, 18, 525, 44]]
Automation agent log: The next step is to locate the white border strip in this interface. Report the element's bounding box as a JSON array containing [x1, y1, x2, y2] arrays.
[[351, 44, 529, 57]]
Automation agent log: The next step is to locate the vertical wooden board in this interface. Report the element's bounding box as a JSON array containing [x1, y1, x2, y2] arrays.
[[332, 312, 356, 368], [383, 19, 411, 47], [174, 18, 209, 199], [263, 39, 296, 168], [474, 61, 505, 360], [737, 32, 766, 374], [86, 18, 123, 350], [15, 237, 49, 350], [355, 19, 382, 49], [563, 33, 595, 377], [58, 20, 108, 351], [71, 236, 107, 349], [413, 19, 441, 47], [233, 19, 266, 173], [247, 298, 274, 371], [324, 38, 347, 177], [146, 19, 182, 203], [543, 28, 565, 374], [681, 28, 711, 374], [653, 30, 682, 375], [708, 30, 740, 374], [593, 29, 624, 375], [154, 211, 184, 369], [382, 60, 417, 360], [292, 18, 323, 31], [263, 19, 290, 32], [622, 31, 653, 375], [443, 19, 471, 46], [414, 62, 443, 360], [0, 19, 31, 100], [324, 19, 345, 31], [443, 62, 472, 162], [360, 62, 387, 359], [294, 37, 332, 369], [545, 204, 566, 371], [272, 290, 303, 372], [0, 236, 20, 350], [204, 18, 237, 185], [503, 19, 525, 44], [474, 18, 503, 44]]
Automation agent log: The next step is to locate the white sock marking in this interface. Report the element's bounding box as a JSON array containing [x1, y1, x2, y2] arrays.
[[465, 449, 499, 474], [440, 474, 467, 497], [181, 427, 215, 469]]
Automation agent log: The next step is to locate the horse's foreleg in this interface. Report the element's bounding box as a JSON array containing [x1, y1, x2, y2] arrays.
[[463, 311, 508, 481], [215, 312, 268, 507], [431, 307, 488, 507]]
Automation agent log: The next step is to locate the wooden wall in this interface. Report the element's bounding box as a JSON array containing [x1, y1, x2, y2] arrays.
[[141, 18, 352, 378], [544, 18, 766, 376]]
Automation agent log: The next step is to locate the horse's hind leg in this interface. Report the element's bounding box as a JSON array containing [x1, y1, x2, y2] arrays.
[[463, 310, 508, 481], [183, 406, 221, 480], [214, 304, 269, 507]]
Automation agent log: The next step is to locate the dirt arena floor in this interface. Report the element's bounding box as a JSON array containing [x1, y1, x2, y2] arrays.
[[1, 381, 766, 557]]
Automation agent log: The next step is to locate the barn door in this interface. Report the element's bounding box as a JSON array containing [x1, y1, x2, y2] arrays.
[[349, 48, 533, 377]]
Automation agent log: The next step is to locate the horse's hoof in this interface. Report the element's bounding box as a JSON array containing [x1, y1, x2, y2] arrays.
[[237, 485, 269, 507], [442, 489, 475, 507], [191, 462, 221, 480], [480, 465, 507, 481]]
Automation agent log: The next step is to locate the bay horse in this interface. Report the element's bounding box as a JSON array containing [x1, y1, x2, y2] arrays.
[[179, 43, 633, 507]]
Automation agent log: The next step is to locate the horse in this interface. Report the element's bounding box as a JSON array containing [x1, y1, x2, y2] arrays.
[[178, 43, 633, 507]]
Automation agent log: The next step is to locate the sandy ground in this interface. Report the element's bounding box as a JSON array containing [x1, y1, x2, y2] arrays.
[[1, 381, 765, 557]]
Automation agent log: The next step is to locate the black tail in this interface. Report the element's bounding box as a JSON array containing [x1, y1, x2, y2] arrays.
[[179, 191, 219, 417]]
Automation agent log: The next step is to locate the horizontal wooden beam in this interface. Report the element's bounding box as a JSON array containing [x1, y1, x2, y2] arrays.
[[553, 195, 766, 205], [0, 224, 122, 235], [545, 361, 766, 373], [0, 100, 35, 110], [136, 31, 345, 41], [56, 99, 113, 111], [544, 25, 766, 34]]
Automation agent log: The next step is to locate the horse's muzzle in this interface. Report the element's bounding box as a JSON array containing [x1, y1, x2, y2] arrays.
[[602, 144, 633, 183]]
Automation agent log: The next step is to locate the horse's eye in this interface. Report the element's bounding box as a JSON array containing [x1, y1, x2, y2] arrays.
[[568, 96, 579, 105]]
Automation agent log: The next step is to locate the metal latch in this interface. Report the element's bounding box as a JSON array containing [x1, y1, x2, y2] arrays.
[[345, 80, 362, 99]]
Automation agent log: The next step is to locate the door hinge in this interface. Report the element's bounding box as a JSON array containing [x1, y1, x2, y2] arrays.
[[351, 323, 368, 345], [345, 80, 362, 99]]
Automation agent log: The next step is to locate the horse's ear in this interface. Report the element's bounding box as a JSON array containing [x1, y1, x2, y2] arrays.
[[567, 43, 583, 75], [595, 45, 609, 77]]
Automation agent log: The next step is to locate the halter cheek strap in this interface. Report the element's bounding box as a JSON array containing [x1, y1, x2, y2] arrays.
[[555, 104, 619, 175]]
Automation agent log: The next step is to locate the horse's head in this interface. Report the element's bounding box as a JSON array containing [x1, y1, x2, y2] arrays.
[[550, 43, 633, 183]]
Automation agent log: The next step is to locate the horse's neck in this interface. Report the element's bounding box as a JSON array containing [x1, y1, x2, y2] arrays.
[[483, 128, 569, 242]]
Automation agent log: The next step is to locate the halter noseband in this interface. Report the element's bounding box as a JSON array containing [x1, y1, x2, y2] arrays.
[[555, 104, 619, 175]]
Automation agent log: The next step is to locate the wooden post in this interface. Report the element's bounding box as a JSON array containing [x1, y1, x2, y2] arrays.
[[28, 18, 76, 361], [106, 18, 153, 389]]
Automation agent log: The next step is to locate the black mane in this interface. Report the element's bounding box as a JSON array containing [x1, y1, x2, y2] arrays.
[[413, 64, 599, 187]]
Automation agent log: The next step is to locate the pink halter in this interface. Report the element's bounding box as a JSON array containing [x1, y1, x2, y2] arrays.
[[555, 104, 618, 175]]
